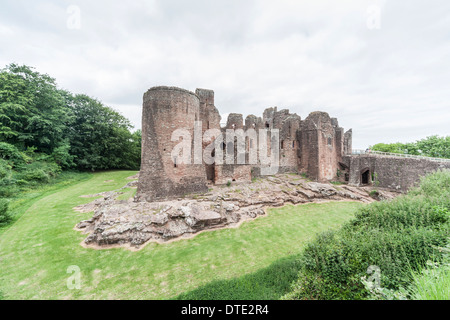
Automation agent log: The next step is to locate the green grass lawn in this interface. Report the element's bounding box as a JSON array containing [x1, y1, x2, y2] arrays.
[[0, 170, 362, 300]]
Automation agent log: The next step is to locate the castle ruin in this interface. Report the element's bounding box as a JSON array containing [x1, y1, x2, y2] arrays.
[[76, 86, 450, 249], [136, 86, 352, 202]]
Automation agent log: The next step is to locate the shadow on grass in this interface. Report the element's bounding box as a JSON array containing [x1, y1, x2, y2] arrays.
[[174, 254, 303, 300]]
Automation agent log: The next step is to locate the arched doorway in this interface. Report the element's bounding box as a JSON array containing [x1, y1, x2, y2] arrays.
[[361, 168, 371, 185]]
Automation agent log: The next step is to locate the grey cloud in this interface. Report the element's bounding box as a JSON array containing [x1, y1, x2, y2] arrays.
[[0, 0, 449, 149]]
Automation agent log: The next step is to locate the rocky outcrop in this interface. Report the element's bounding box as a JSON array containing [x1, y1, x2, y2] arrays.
[[75, 174, 398, 250]]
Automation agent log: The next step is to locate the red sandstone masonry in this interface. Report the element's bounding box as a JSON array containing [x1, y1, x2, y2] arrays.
[[136, 86, 352, 201]]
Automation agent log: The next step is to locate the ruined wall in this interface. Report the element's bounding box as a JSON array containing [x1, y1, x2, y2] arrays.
[[136, 84, 449, 202], [137, 86, 351, 201], [344, 129, 352, 155], [213, 113, 252, 184], [136, 87, 208, 202], [269, 109, 301, 174], [214, 164, 252, 185], [196, 88, 221, 181], [347, 154, 450, 192], [224, 107, 304, 176], [298, 127, 318, 179], [298, 112, 347, 181]]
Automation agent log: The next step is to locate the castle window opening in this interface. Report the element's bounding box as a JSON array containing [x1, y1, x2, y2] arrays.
[[281, 140, 284, 149], [265, 122, 270, 128], [327, 137, 332, 146], [292, 141, 295, 148]]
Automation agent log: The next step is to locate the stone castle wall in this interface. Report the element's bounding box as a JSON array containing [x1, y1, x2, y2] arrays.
[[346, 154, 450, 191], [137, 86, 352, 201], [136, 87, 209, 202]]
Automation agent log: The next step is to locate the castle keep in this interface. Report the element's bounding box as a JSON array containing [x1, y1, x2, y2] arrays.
[[137, 86, 352, 202]]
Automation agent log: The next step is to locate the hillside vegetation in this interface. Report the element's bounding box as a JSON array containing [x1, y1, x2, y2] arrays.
[[0, 64, 141, 228], [284, 170, 450, 300]]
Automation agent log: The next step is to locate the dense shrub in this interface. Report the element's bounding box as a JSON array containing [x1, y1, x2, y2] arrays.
[[0, 158, 12, 179], [0, 199, 12, 226], [406, 240, 450, 300], [0, 142, 63, 196], [285, 170, 450, 300], [0, 142, 31, 169], [16, 162, 60, 183]]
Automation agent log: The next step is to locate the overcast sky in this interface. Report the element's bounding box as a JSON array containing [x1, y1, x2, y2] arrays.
[[1, 0, 449, 149]]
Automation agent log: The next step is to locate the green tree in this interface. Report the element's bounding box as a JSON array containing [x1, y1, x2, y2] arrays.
[[416, 136, 450, 159], [1, 63, 141, 173], [371, 143, 405, 154], [66, 94, 140, 171], [371, 136, 450, 159], [0, 64, 71, 154]]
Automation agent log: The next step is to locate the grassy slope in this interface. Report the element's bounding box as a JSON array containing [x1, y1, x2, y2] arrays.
[[0, 171, 361, 300], [409, 265, 450, 299], [0, 171, 92, 236]]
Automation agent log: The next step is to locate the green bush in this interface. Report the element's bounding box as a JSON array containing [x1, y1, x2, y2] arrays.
[[0, 144, 63, 196], [406, 240, 450, 300], [0, 142, 31, 169], [0, 158, 12, 180], [15, 161, 61, 183], [51, 143, 75, 169], [285, 170, 450, 300], [0, 199, 12, 226]]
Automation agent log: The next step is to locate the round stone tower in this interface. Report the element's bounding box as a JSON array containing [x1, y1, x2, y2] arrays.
[[136, 86, 208, 202]]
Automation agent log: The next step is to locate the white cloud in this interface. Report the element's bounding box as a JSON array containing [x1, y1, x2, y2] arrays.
[[1, 0, 449, 148]]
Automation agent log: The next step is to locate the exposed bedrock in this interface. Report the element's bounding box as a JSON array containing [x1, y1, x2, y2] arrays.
[[75, 174, 398, 250]]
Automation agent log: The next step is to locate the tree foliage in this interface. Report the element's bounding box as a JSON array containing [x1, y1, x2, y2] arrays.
[[0, 199, 11, 226], [0, 63, 141, 172], [66, 94, 141, 170], [0, 64, 70, 154], [371, 136, 450, 159]]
